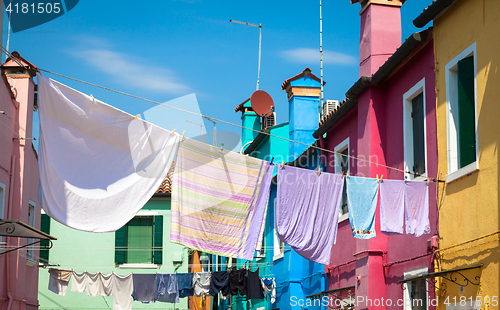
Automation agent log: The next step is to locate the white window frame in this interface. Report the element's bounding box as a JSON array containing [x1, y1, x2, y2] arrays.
[[403, 267, 429, 310], [273, 198, 284, 261], [27, 200, 36, 264], [0, 182, 5, 245], [445, 42, 479, 183], [403, 78, 428, 181], [335, 138, 349, 222]]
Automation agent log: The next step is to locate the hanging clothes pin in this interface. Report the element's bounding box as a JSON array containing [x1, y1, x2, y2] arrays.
[[318, 167, 321, 176], [380, 175, 383, 182], [170, 129, 177, 136], [281, 161, 285, 169], [181, 131, 186, 140], [341, 171, 344, 177], [133, 114, 140, 120], [376, 174, 379, 182], [270, 157, 275, 164]]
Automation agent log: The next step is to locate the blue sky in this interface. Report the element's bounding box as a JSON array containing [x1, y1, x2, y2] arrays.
[[4, 0, 432, 148]]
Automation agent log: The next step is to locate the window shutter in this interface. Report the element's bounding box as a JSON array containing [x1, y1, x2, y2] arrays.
[[115, 224, 128, 265], [457, 56, 476, 168], [412, 93, 426, 176], [39, 214, 51, 263], [153, 215, 163, 265]]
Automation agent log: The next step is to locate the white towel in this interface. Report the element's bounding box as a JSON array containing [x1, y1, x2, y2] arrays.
[[37, 73, 179, 232], [112, 273, 133, 310], [71, 271, 88, 293], [48, 269, 72, 296]]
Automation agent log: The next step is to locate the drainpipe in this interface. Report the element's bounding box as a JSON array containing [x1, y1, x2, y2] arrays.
[[6, 155, 16, 310], [319, 136, 326, 169]]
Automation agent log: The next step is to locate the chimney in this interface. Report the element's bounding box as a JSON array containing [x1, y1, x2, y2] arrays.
[[234, 98, 261, 148], [353, 0, 404, 77], [282, 68, 324, 159]]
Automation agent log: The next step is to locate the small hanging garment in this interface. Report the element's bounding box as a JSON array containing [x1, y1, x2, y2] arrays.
[[405, 181, 430, 237], [112, 273, 133, 310], [346, 176, 379, 239], [246, 268, 264, 300], [171, 138, 274, 260], [229, 268, 247, 296], [379, 179, 405, 235], [157, 274, 179, 303], [209, 271, 230, 297], [177, 273, 194, 297], [37, 73, 179, 233], [131, 274, 158, 303], [193, 272, 212, 297], [276, 165, 344, 265], [48, 268, 72, 296], [267, 278, 277, 304], [71, 271, 88, 293]]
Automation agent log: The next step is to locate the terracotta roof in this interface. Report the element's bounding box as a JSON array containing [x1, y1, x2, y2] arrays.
[[281, 68, 325, 90], [4, 51, 38, 75], [234, 97, 250, 113], [155, 161, 175, 194], [318, 99, 349, 127]]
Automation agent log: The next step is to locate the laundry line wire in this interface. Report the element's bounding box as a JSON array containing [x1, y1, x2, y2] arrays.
[[0, 46, 441, 182]]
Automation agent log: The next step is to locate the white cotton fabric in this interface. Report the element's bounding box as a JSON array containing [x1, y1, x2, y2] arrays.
[[71, 271, 88, 293], [48, 269, 72, 296], [37, 73, 180, 232], [86, 272, 113, 297], [112, 273, 133, 310]]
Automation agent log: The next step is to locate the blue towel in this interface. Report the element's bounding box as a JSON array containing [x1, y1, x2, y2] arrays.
[[177, 273, 194, 298], [131, 274, 158, 303], [346, 176, 379, 239]]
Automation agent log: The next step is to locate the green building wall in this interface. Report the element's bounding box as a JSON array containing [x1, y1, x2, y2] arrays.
[[38, 197, 189, 310]]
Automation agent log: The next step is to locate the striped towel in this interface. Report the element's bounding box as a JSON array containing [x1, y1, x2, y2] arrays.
[[171, 138, 274, 260]]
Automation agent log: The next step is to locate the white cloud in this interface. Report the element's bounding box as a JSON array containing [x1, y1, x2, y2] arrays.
[[281, 48, 357, 66], [71, 46, 190, 94]]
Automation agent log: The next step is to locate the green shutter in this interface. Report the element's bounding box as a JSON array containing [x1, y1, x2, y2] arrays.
[[457, 56, 476, 168], [153, 215, 163, 265], [115, 224, 128, 265], [128, 217, 153, 263], [412, 93, 426, 176], [39, 214, 50, 263]]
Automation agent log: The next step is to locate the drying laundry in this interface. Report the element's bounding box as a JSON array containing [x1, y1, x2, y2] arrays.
[[37, 73, 179, 232], [276, 166, 344, 265], [171, 138, 274, 260], [132, 274, 158, 303], [177, 273, 194, 297], [346, 176, 379, 239], [209, 271, 230, 297], [246, 268, 264, 300], [157, 274, 179, 303], [379, 179, 405, 235], [48, 268, 72, 296], [193, 272, 212, 297], [265, 278, 276, 304], [229, 268, 247, 296], [69, 271, 112, 296], [405, 181, 430, 237], [112, 273, 133, 310], [71, 271, 88, 293]]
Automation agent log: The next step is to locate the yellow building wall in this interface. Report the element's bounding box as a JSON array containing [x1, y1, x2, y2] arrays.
[[434, 0, 500, 309]]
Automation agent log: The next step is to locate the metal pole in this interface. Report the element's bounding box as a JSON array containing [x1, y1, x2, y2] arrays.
[[6, 0, 12, 53], [257, 25, 262, 90], [319, 0, 324, 120]]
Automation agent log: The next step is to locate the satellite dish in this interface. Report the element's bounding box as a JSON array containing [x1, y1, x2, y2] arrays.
[[250, 90, 274, 117]]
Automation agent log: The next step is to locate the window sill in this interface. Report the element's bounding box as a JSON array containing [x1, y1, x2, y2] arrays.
[[273, 253, 284, 261], [256, 255, 266, 261], [118, 263, 158, 269], [446, 161, 479, 183], [338, 213, 349, 223], [26, 258, 37, 267]]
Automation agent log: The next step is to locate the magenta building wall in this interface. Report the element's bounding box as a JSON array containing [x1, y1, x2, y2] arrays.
[[0, 55, 42, 310], [322, 3, 438, 310]]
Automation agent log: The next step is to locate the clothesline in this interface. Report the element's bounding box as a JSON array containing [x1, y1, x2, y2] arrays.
[[0, 46, 443, 182]]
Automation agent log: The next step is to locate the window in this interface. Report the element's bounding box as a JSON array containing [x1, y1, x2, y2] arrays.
[[273, 199, 284, 261], [403, 267, 428, 310], [0, 182, 5, 244], [404, 78, 427, 180], [27, 201, 36, 260], [446, 43, 478, 182], [39, 212, 51, 264], [115, 215, 163, 266], [335, 138, 349, 221]]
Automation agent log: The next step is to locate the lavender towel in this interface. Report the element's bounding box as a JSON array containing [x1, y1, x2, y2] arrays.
[[405, 181, 430, 237], [346, 176, 379, 239], [379, 179, 405, 235], [276, 166, 344, 265]]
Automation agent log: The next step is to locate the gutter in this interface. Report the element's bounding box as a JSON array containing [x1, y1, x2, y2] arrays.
[[413, 0, 457, 28], [243, 128, 270, 155], [313, 28, 432, 139]]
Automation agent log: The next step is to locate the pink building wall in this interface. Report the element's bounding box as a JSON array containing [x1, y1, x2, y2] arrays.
[[0, 54, 42, 310], [323, 3, 438, 310]]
